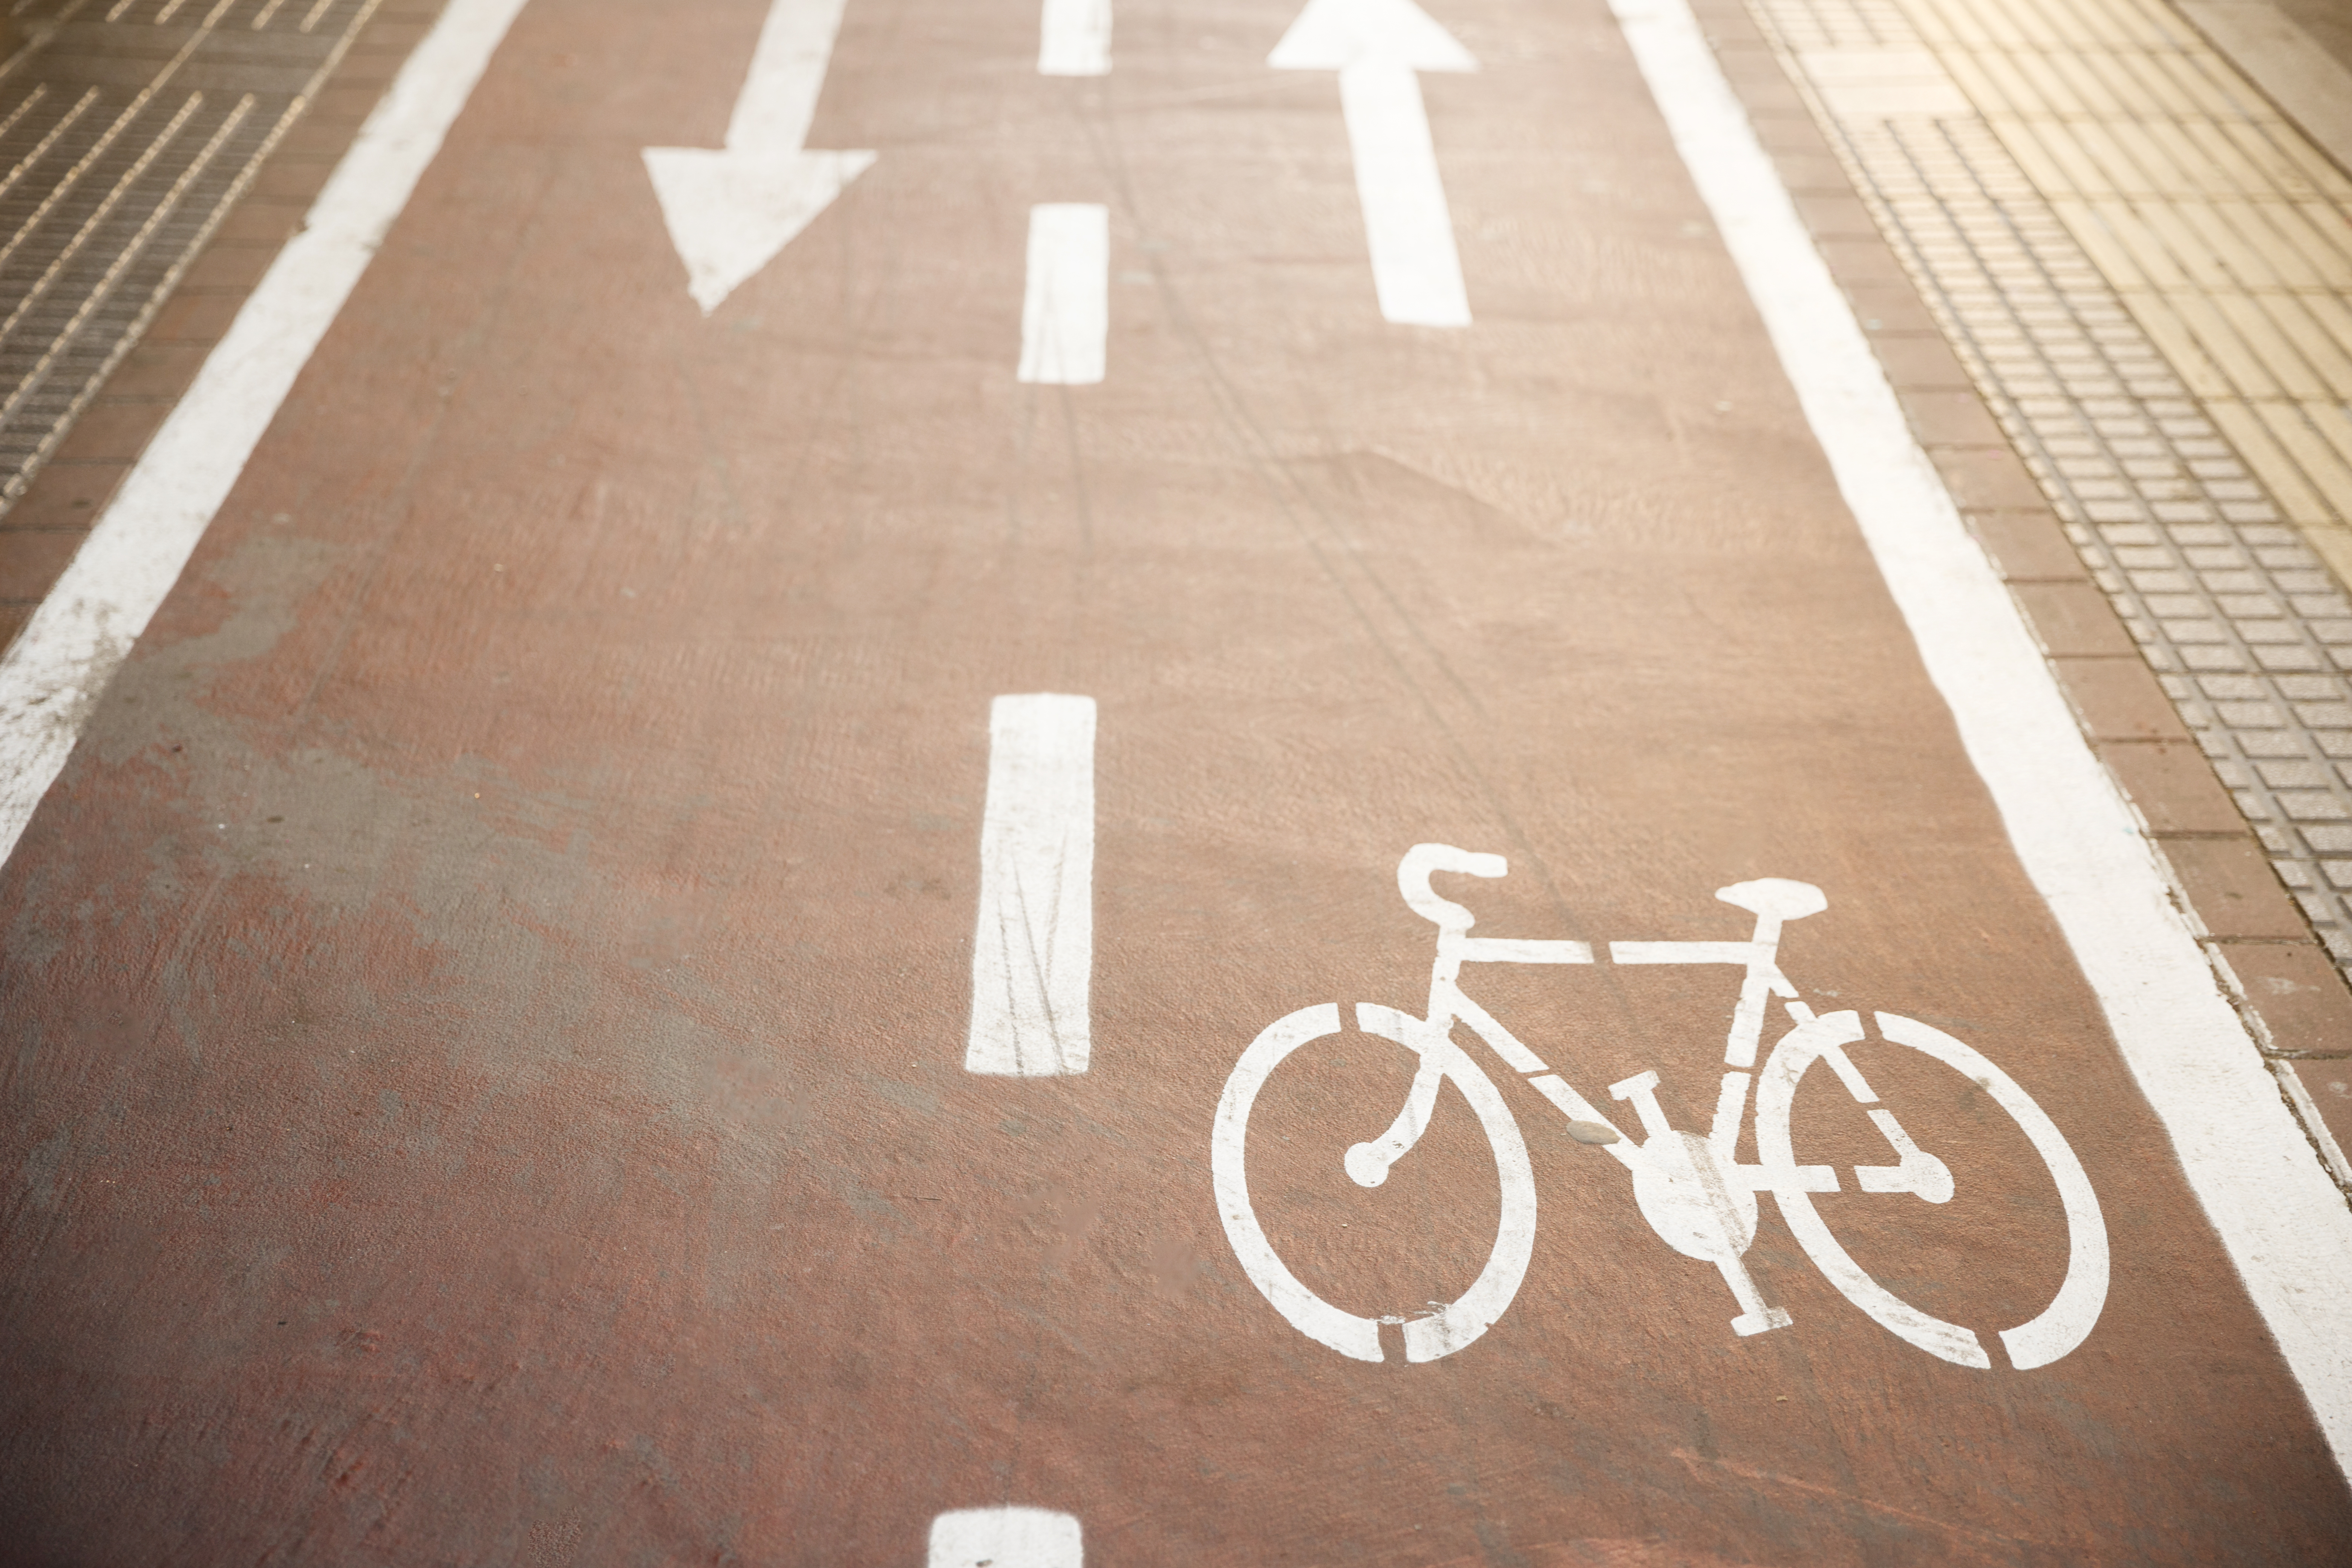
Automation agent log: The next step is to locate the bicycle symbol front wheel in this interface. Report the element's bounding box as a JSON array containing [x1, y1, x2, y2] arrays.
[[1754, 1009, 2109, 1370], [1212, 1002, 1538, 1363]]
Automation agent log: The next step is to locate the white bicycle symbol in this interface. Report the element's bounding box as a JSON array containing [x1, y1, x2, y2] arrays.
[[1213, 845, 2108, 1370]]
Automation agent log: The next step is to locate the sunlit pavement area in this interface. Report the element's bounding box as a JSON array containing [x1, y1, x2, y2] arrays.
[[1, 0, 2350, 1561]]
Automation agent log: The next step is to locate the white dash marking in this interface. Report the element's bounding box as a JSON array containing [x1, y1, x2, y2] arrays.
[[0, 0, 531, 869], [929, 1507, 1083, 1568], [1610, 0, 2352, 1470], [1038, 0, 1111, 76], [1017, 204, 1109, 386], [968, 694, 1096, 1076]]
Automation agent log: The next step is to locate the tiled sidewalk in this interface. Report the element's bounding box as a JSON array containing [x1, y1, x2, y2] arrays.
[[1686, 0, 2352, 1184], [1739, 0, 2352, 991]]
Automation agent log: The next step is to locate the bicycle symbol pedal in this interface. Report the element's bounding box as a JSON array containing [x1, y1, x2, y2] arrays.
[[1211, 845, 2108, 1369]]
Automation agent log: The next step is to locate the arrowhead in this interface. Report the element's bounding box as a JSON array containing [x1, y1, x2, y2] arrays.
[[642, 146, 877, 314], [1269, 0, 1476, 71]]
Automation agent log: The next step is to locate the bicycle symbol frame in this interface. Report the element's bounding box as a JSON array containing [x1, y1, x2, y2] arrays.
[[1211, 845, 2108, 1369]]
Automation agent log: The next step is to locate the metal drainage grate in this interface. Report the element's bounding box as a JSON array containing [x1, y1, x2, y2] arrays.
[[0, 0, 383, 510]]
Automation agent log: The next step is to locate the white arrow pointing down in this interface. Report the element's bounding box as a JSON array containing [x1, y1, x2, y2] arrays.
[[644, 0, 875, 314], [1272, 0, 1476, 328]]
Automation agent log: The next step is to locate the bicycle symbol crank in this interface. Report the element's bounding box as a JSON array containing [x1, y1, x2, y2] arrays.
[[1211, 845, 2109, 1368]]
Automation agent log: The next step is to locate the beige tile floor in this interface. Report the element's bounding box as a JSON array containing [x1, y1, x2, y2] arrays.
[[1748, 0, 2352, 993], [1922, 0, 2352, 581]]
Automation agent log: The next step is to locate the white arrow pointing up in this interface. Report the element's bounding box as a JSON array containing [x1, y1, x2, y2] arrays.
[[643, 0, 877, 314], [1271, 0, 1476, 328]]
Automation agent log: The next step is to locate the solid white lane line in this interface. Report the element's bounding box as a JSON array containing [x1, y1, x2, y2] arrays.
[[1608, 0, 2352, 1465], [641, 0, 876, 315], [929, 1508, 1083, 1568], [0, 0, 532, 870], [1016, 204, 1108, 386], [1038, 0, 1111, 76], [1271, 0, 1476, 328], [968, 694, 1096, 1077]]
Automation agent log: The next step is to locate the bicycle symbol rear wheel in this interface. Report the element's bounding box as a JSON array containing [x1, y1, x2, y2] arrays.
[[1753, 1009, 2108, 1369], [1211, 1002, 1538, 1363]]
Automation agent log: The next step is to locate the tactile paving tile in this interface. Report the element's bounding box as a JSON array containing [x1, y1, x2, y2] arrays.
[[0, 0, 381, 510], [1743, 0, 2352, 972]]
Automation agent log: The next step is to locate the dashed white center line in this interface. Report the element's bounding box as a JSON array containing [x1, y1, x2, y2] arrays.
[[1017, 204, 1110, 386], [967, 694, 1096, 1077], [929, 1507, 1083, 1568], [1038, 0, 1112, 77]]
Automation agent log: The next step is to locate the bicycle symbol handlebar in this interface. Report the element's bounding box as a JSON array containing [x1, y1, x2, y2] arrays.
[[1397, 842, 1504, 932]]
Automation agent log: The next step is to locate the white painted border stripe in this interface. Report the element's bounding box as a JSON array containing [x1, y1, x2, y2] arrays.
[[1038, 0, 1111, 76], [968, 693, 1095, 1076], [0, 0, 533, 866], [1017, 203, 1109, 387], [1609, 0, 2352, 1467]]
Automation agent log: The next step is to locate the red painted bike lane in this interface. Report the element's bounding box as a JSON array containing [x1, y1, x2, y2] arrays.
[[0, 0, 2345, 1562]]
